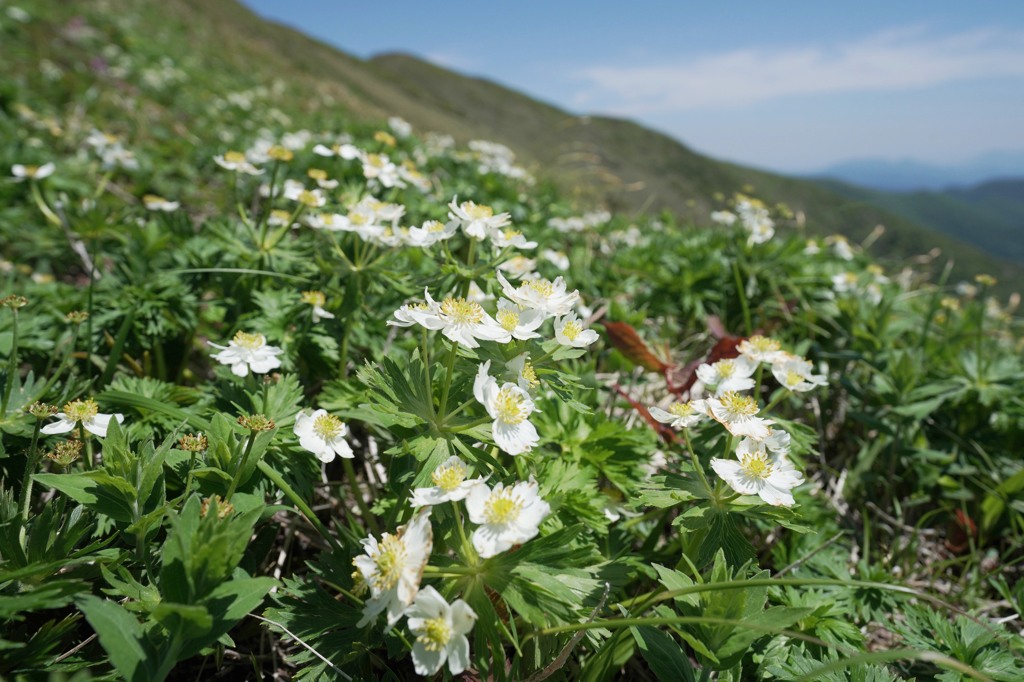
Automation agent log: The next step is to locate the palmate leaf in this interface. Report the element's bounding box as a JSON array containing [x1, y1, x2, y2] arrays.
[[32, 471, 137, 524]]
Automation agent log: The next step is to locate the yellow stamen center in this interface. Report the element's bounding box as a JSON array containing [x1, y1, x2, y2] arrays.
[[64, 399, 99, 423], [417, 616, 452, 652], [371, 534, 407, 591], [431, 462, 467, 491], [268, 145, 293, 161], [785, 370, 804, 388], [312, 413, 343, 440], [561, 319, 582, 341], [484, 488, 523, 524], [523, 279, 554, 297], [496, 309, 520, 332], [719, 391, 758, 418], [224, 151, 246, 164], [493, 387, 526, 425], [301, 290, 326, 306], [425, 220, 445, 233], [307, 168, 328, 181], [232, 331, 264, 350], [297, 190, 320, 207], [440, 297, 484, 325], [717, 360, 736, 378], [462, 202, 494, 220], [350, 212, 369, 226], [520, 362, 539, 388], [740, 452, 774, 480], [669, 402, 694, 418], [502, 229, 522, 240]]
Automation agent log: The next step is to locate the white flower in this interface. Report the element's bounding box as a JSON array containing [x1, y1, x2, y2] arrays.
[[213, 151, 263, 175], [711, 439, 804, 507], [710, 210, 737, 226], [300, 290, 334, 323], [494, 299, 545, 340], [294, 409, 353, 462], [388, 116, 413, 138], [832, 272, 858, 294], [504, 352, 540, 392], [388, 295, 442, 328], [772, 357, 827, 393], [829, 235, 855, 261], [406, 586, 476, 677], [540, 249, 570, 271], [474, 361, 539, 456], [362, 152, 404, 188], [447, 196, 511, 240], [353, 510, 433, 629], [410, 456, 484, 507], [464, 479, 550, 558], [648, 400, 707, 429], [142, 194, 179, 212], [406, 220, 457, 247], [737, 335, 785, 365], [737, 201, 774, 245], [11, 162, 55, 181], [414, 290, 512, 349], [804, 239, 821, 255], [41, 398, 124, 438], [208, 331, 283, 377], [695, 357, 757, 395], [705, 392, 773, 440], [491, 228, 537, 250], [313, 141, 361, 159], [554, 311, 599, 348], [497, 255, 537, 279], [496, 271, 579, 318]]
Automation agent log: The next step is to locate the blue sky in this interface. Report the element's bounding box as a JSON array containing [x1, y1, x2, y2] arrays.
[[241, 0, 1024, 173]]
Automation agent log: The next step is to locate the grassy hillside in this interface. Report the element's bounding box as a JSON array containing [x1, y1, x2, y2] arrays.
[[817, 178, 1024, 266], [6, 0, 1021, 292]]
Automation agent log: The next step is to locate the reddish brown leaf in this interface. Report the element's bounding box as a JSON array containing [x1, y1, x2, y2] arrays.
[[603, 321, 671, 373]]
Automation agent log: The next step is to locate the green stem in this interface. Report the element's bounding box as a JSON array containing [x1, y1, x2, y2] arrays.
[[732, 258, 753, 335], [1, 308, 19, 416], [698, 666, 713, 682], [438, 341, 459, 416], [29, 181, 61, 226], [17, 419, 44, 548], [257, 459, 344, 553], [421, 329, 436, 421], [225, 429, 258, 498], [79, 422, 92, 471], [681, 430, 715, 497], [452, 502, 478, 565], [422, 564, 481, 577], [342, 458, 379, 534]]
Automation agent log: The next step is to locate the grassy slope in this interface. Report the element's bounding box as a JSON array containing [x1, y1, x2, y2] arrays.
[[818, 178, 1024, 265], [15, 0, 1021, 287]]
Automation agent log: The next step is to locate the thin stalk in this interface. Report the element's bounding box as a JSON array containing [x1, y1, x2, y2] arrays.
[[257, 460, 344, 553], [342, 458, 379, 534], [451, 502, 478, 565], [79, 422, 93, 471], [423, 564, 481, 577], [1, 308, 19, 416], [681, 430, 715, 498], [732, 259, 753, 335], [29, 181, 61, 226], [421, 328, 436, 421], [437, 341, 459, 416], [17, 418, 44, 548]]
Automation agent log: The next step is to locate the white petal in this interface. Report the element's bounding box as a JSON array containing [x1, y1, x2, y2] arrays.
[[41, 417, 76, 435], [710, 458, 759, 495], [463, 482, 491, 524], [447, 634, 471, 675], [492, 419, 538, 456], [411, 641, 445, 676]]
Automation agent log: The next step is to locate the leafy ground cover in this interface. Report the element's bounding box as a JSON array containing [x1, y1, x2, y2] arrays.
[[2, 2, 1024, 681]]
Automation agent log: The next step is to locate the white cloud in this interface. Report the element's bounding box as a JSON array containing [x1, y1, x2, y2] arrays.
[[573, 27, 1024, 114]]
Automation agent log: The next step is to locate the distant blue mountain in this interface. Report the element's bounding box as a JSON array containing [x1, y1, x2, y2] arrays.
[[810, 151, 1024, 191]]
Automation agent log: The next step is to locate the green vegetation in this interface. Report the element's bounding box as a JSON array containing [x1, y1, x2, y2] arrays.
[[1, 1, 1022, 680]]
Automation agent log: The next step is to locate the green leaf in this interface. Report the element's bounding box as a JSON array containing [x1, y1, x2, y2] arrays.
[[77, 595, 158, 682], [630, 625, 696, 682], [151, 602, 214, 635], [33, 472, 137, 523]]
